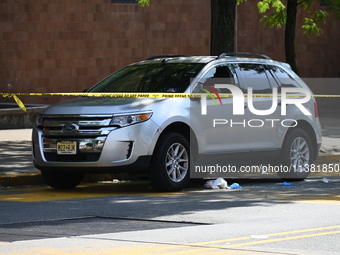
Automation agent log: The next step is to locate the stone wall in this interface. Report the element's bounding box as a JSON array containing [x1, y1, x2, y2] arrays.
[[0, 104, 48, 129]]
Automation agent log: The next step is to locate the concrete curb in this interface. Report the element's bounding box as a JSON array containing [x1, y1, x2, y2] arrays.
[[0, 172, 129, 187], [1, 154, 339, 187], [0, 172, 43, 187], [314, 153, 340, 164]]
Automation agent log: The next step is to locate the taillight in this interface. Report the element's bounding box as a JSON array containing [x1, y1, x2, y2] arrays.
[[314, 98, 319, 118]]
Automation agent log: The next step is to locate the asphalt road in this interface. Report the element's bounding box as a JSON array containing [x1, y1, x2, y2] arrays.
[[0, 176, 339, 254]]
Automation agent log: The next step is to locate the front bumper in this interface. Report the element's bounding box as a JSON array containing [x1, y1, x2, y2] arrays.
[[32, 120, 160, 173]]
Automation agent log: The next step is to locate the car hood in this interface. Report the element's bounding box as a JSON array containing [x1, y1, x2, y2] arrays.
[[41, 97, 162, 115]]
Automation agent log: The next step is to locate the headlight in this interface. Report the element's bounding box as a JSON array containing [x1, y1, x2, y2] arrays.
[[110, 112, 152, 127]]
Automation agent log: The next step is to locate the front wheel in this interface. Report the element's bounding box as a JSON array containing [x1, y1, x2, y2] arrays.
[[277, 128, 313, 181], [41, 171, 84, 189], [149, 132, 190, 192]]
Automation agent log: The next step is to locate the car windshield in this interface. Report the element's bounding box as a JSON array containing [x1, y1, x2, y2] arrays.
[[88, 63, 205, 93]]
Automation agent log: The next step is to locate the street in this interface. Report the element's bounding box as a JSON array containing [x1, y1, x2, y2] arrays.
[[0, 175, 339, 254], [1, 0, 340, 254]]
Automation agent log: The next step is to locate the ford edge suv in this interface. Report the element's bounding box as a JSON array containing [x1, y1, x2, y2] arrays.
[[32, 53, 322, 191]]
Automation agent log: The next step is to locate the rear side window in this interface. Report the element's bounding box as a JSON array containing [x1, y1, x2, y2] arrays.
[[236, 64, 274, 93], [268, 65, 301, 88]]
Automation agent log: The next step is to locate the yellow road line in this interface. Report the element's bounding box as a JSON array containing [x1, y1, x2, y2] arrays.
[[120, 225, 340, 254], [150, 230, 340, 255], [0, 191, 181, 202], [223, 230, 340, 248], [157, 230, 340, 255], [1, 181, 339, 203], [266, 225, 340, 236], [293, 199, 340, 205], [280, 194, 340, 205], [119, 237, 253, 255], [0, 184, 184, 202]]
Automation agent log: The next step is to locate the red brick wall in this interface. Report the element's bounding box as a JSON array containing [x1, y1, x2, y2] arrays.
[[1, 0, 211, 104], [1, 0, 339, 106], [236, 0, 340, 78]]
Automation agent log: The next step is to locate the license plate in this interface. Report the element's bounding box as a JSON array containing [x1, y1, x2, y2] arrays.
[[57, 141, 77, 155]]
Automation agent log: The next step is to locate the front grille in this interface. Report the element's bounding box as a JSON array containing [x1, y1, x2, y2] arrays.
[[41, 114, 114, 138], [40, 114, 116, 162]]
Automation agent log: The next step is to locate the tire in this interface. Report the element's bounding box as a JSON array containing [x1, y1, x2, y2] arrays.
[[277, 128, 313, 181], [41, 171, 84, 189], [149, 132, 190, 192]]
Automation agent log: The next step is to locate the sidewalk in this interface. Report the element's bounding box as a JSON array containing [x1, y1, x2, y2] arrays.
[[1, 115, 340, 187]]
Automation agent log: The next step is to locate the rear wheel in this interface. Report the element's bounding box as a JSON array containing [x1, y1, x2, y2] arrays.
[[277, 128, 313, 180], [41, 171, 84, 189], [149, 132, 190, 192]]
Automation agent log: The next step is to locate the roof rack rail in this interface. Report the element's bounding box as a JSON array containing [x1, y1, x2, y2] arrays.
[[217, 52, 271, 60], [146, 55, 189, 60]]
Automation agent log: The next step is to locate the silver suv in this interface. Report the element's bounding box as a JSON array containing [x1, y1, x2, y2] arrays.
[[32, 53, 322, 191]]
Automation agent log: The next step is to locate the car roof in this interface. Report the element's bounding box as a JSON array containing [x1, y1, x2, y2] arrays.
[[136, 54, 290, 69], [138, 56, 216, 64]]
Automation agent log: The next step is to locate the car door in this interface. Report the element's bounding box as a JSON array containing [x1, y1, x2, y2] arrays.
[[235, 63, 283, 151], [190, 63, 252, 157]]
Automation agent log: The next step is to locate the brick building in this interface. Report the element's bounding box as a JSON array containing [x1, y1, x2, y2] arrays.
[[1, 0, 339, 105]]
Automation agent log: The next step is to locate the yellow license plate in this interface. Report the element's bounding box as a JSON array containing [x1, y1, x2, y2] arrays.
[[57, 141, 77, 155]]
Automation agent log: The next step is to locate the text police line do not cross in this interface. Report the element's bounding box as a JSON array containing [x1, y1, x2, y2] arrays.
[[200, 84, 312, 116]]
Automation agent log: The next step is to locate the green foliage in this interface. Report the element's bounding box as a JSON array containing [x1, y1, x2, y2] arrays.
[[321, 0, 340, 19], [237, 0, 247, 4], [260, 11, 286, 28], [302, 10, 328, 35], [137, 0, 150, 7], [257, 0, 285, 13], [255, 0, 339, 36], [300, 0, 313, 10], [256, 0, 286, 29]]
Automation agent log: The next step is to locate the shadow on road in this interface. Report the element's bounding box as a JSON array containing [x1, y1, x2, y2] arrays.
[[0, 141, 34, 175]]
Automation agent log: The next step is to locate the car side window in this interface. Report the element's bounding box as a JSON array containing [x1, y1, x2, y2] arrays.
[[236, 63, 273, 93], [268, 65, 301, 88], [193, 64, 237, 93]]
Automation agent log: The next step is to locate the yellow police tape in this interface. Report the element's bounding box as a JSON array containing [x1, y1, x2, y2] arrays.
[[1, 92, 340, 112], [2, 93, 27, 112]]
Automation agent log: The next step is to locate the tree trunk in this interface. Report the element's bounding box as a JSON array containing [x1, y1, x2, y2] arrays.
[[210, 0, 236, 56], [285, 0, 299, 74]]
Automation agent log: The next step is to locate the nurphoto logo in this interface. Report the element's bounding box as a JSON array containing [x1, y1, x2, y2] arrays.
[[200, 84, 312, 116]]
